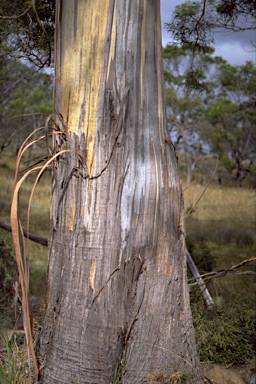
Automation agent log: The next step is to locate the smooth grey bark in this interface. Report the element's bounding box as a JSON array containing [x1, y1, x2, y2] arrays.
[[39, 1, 203, 383]]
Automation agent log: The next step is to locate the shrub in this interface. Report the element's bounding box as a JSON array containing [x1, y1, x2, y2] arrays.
[[186, 237, 216, 273], [0, 338, 28, 384], [191, 297, 255, 364]]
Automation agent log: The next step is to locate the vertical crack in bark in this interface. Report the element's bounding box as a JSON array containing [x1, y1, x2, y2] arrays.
[[124, 282, 145, 346], [89, 86, 130, 180], [112, 258, 146, 383]]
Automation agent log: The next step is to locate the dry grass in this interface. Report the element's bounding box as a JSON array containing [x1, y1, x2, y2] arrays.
[[184, 182, 255, 245], [147, 369, 188, 384], [183, 181, 255, 302], [184, 183, 255, 222]]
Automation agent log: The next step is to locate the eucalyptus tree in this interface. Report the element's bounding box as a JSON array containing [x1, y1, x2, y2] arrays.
[[0, 0, 54, 67], [37, 1, 203, 383], [163, 45, 217, 185], [165, 0, 255, 53], [164, 0, 255, 94], [203, 61, 256, 184]]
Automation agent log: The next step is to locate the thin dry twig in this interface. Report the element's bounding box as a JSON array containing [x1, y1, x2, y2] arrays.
[[188, 257, 256, 286], [182, 179, 196, 193], [0, 3, 33, 20], [31, 1, 52, 66]]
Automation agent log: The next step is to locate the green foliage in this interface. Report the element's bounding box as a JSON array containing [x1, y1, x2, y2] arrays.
[[162, 45, 187, 59], [191, 298, 255, 364], [165, 0, 255, 54], [162, 44, 213, 92], [163, 44, 214, 183], [0, 53, 53, 153], [216, 0, 256, 30], [163, 40, 256, 184], [203, 62, 256, 182], [186, 238, 216, 273], [0, 338, 27, 384], [165, 1, 214, 53], [185, 69, 208, 92], [0, 0, 55, 68], [113, 360, 125, 384], [165, 0, 255, 101]]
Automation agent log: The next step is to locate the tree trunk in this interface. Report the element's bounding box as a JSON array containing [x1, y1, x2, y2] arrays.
[[40, 1, 203, 383]]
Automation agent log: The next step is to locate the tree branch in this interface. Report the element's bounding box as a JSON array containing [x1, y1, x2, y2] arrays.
[[0, 220, 48, 247], [0, 4, 33, 20]]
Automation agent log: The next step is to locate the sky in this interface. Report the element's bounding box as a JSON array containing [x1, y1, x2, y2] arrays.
[[160, 0, 256, 66]]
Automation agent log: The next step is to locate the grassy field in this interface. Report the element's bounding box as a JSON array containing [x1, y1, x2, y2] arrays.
[[0, 148, 255, 380]]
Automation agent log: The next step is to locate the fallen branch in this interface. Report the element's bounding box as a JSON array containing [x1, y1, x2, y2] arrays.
[[0, 220, 48, 247]]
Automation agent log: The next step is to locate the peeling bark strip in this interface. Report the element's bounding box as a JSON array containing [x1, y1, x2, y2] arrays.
[[40, 1, 203, 383]]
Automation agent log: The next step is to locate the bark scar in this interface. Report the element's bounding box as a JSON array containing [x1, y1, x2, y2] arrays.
[[89, 263, 121, 308], [125, 283, 145, 345]]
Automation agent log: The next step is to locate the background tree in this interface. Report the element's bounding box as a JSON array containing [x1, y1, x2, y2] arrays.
[[0, 0, 54, 68], [162, 45, 229, 185], [165, 0, 255, 52], [164, 0, 256, 90], [202, 61, 256, 184], [37, 1, 203, 383], [164, 0, 256, 187], [0, 53, 52, 155], [163, 45, 212, 185]]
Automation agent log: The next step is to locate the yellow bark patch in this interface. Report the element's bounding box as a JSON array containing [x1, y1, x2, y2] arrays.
[[106, 2, 116, 82], [69, 201, 75, 231], [89, 258, 97, 291], [168, 264, 173, 277], [61, 1, 110, 176]]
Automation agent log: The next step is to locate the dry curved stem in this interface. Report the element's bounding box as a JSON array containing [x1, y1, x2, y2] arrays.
[[14, 126, 47, 185], [184, 155, 218, 219], [188, 257, 256, 286], [26, 149, 71, 250], [10, 124, 70, 377], [8, 112, 50, 121], [182, 179, 196, 193], [0, 3, 33, 20], [11, 168, 39, 376]]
